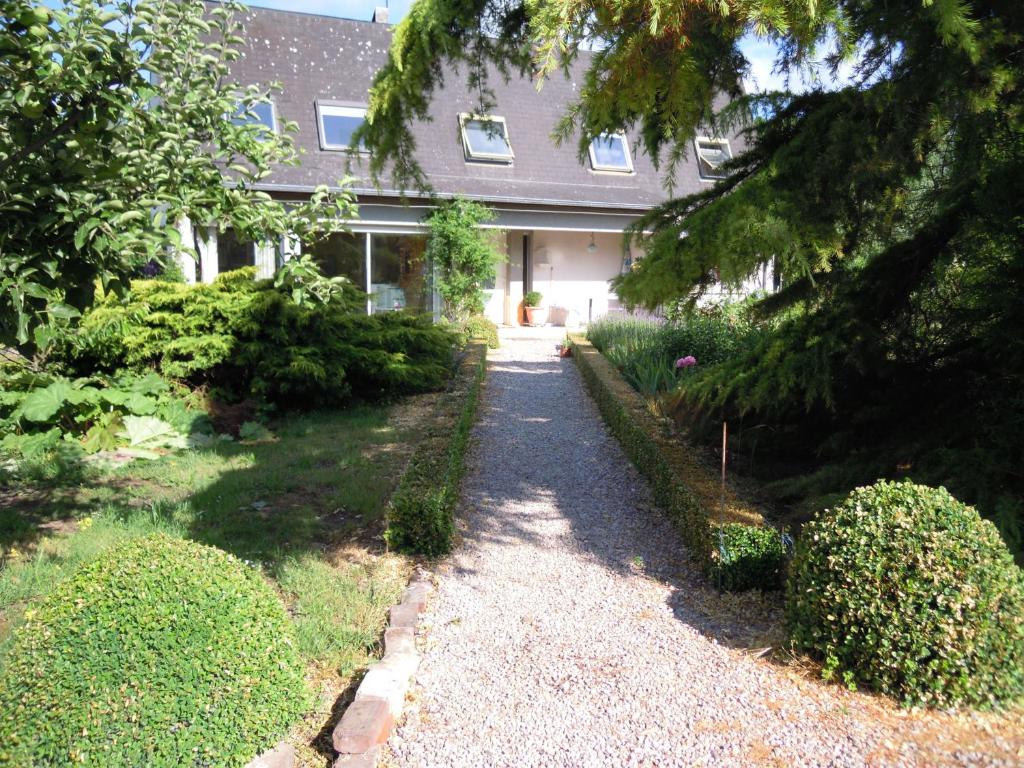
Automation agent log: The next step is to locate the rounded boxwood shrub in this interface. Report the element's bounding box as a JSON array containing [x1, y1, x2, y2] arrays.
[[787, 480, 1024, 707], [0, 534, 307, 767]]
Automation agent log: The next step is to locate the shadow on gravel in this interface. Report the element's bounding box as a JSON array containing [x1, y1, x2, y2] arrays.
[[461, 350, 787, 655]]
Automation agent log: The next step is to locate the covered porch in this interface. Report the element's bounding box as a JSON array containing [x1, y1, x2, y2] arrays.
[[175, 197, 644, 327]]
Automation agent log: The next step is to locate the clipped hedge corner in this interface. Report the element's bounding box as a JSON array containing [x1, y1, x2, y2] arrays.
[[787, 480, 1024, 707], [0, 534, 307, 767], [385, 341, 488, 557], [571, 335, 785, 590]]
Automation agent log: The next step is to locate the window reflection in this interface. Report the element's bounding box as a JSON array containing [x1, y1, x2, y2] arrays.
[[304, 233, 366, 288], [217, 229, 255, 273], [371, 234, 430, 313]]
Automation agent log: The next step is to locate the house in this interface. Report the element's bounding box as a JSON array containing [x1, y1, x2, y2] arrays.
[[179, 3, 763, 325]]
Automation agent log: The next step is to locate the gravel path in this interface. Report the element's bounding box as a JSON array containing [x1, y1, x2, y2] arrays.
[[387, 333, 1022, 768]]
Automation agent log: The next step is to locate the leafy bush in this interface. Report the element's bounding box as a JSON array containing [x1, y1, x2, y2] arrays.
[[461, 315, 499, 348], [0, 363, 208, 473], [709, 523, 788, 591], [56, 271, 456, 406], [524, 290, 543, 307], [386, 341, 487, 556], [425, 199, 504, 322], [787, 480, 1024, 707], [0, 534, 307, 766]]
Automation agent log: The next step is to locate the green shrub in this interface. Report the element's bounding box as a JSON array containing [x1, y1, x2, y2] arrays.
[[386, 342, 487, 556], [0, 534, 307, 766], [56, 272, 456, 407], [425, 199, 504, 322], [709, 522, 788, 591], [787, 480, 1024, 707], [461, 315, 499, 348], [524, 290, 543, 307]]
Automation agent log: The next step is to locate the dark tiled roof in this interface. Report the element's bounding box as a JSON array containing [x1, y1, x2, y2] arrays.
[[229, 4, 722, 211]]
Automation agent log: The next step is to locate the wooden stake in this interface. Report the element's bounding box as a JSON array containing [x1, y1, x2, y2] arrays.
[[720, 421, 728, 521]]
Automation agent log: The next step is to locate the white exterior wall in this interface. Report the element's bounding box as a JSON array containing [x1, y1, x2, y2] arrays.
[[530, 230, 625, 326]]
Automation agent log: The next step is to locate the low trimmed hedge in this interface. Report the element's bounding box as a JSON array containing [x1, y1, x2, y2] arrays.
[[788, 480, 1024, 707], [571, 335, 785, 589], [385, 341, 488, 557], [0, 534, 306, 767], [461, 315, 500, 349]]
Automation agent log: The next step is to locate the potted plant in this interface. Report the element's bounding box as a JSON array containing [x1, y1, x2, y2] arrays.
[[523, 290, 546, 326]]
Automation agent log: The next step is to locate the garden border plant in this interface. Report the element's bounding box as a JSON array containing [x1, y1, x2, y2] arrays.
[[570, 334, 786, 590], [385, 341, 488, 557]]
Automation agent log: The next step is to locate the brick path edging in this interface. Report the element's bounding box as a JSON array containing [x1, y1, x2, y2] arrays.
[[331, 571, 432, 768]]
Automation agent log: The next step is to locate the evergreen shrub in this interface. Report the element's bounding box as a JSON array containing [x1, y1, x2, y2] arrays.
[[57, 271, 456, 406], [787, 480, 1024, 707], [710, 522, 789, 591]]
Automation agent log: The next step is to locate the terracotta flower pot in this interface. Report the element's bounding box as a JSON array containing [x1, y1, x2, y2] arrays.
[[524, 306, 547, 326]]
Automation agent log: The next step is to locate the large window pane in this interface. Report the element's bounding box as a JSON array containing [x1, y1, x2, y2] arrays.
[[218, 229, 255, 273], [305, 233, 366, 289], [370, 234, 430, 313]]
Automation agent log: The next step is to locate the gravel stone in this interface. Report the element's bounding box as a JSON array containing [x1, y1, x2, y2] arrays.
[[387, 332, 1023, 768]]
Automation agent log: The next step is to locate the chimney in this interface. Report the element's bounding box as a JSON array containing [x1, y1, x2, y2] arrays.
[[371, 6, 389, 23]]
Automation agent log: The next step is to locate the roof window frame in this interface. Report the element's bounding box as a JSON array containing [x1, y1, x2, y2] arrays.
[[588, 132, 634, 174], [694, 136, 733, 181], [459, 113, 515, 163], [316, 100, 369, 152]]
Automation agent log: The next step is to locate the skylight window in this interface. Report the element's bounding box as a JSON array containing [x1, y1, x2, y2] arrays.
[[232, 101, 277, 134], [317, 102, 367, 151], [695, 137, 732, 180], [460, 114, 514, 163], [589, 133, 633, 173]]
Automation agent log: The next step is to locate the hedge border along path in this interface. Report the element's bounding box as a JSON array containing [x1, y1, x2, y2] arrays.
[[568, 335, 766, 570], [384, 340, 487, 557]]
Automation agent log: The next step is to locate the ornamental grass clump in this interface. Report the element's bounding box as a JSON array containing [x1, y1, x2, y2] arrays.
[[0, 534, 307, 767], [787, 480, 1024, 708]]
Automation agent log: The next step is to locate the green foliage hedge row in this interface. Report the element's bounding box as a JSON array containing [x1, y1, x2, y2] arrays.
[[55, 270, 456, 407], [460, 315, 500, 349], [572, 336, 787, 591], [0, 534, 307, 767], [788, 480, 1024, 707], [710, 523, 789, 592], [572, 336, 713, 567], [385, 341, 487, 557]]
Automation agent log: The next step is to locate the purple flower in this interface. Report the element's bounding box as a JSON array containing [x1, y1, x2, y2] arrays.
[[675, 355, 697, 369]]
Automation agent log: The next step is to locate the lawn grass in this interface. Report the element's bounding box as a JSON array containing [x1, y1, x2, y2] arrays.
[[0, 401, 435, 766]]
